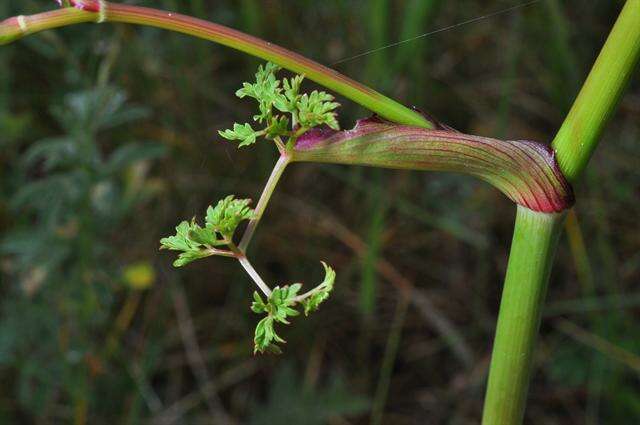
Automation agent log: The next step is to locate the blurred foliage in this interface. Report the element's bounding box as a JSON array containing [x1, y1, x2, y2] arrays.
[[0, 0, 639, 423], [1, 84, 165, 419], [249, 363, 368, 425]]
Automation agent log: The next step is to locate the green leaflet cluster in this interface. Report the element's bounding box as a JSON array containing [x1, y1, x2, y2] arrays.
[[161, 197, 337, 354], [218, 62, 340, 151], [161, 63, 341, 354], [160, 195, 254, 266], [161, 196, 336, 354], [251, 262, 335, 354]]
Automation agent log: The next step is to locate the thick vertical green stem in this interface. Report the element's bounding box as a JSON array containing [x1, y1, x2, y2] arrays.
[[552, 0, 640, 182], [482, 207, 565, 424], [484, 2, 640, 423]]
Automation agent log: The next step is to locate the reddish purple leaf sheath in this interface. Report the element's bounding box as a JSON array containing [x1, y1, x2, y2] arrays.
[[294, 117, 574, 213]]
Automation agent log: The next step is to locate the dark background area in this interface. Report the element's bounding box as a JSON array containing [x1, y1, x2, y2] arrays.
[[1, 0, 639, 423]]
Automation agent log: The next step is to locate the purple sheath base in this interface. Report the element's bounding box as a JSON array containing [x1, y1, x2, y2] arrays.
[[293, 116, 574, 213]]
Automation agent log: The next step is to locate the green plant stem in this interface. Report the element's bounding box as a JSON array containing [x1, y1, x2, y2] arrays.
[[239, 154, 290, 252], [238, 256, 271, 296], [229, 244, 271, 297], [482, 206, 566, 425], [552, 0, 640, 182], [205, 247, 236, 258], [5, 2, 639, 422], [0, 2, 432, 129], [483, 2, 640, 422]]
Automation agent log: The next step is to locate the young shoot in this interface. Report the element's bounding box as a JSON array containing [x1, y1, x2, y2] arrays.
[[218, 62, 340, 154], [162, 62, 340, 354], [251, 262, 336, 354], [160, 195, 254, 267], [161, 199, 336, 354]]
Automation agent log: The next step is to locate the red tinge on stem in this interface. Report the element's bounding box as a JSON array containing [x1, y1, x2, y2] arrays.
[[55, 0, 101, 13], [294, 116, 575, 213]]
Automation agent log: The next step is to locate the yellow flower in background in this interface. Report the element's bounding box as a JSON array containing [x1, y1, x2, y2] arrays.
[[122, 262, 155, 290]]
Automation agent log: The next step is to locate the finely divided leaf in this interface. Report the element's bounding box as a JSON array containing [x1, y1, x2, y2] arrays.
[[265, 115, 290, 139], [297, 91, 340, 130], [219, 62, 341, 151], [205, 195, 254, 239], [251, 291, 268, 314], [235, 62, 281, 101], [302, 262, 336, 315], [235, 62, 283, 124], [251, 264, 336, 354], [188, 223, 224, 247], [160, 195, 254, 267], [254, 316, 285, 354], [218, 123, 259, 147], [160, 221, 201, 252], [251, 283, 302, 354], [275, 75, 304, 113], [160, 220, 213, 267], [173, 249, 212, 267]]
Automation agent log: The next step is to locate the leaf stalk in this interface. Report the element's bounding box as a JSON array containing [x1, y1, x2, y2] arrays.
[[229, 244, 272, 297], [239, 154, 290, 251]]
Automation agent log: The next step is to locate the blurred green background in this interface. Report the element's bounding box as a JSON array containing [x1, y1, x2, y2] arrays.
[[1, 0, 639, 423]]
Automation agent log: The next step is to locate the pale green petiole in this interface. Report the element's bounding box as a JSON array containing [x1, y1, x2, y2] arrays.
[[234, 251, 272, 297], [239, 154, 291, 252]]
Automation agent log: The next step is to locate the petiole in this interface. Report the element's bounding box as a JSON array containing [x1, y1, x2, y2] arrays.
[[239, 154, 291, 251]]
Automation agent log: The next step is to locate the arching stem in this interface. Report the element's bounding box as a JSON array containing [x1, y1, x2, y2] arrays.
[[0, 1, 432, 129]]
